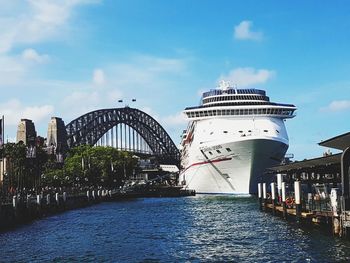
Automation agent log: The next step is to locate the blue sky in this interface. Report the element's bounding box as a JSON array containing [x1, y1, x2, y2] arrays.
[[1, 0, 350, 160]]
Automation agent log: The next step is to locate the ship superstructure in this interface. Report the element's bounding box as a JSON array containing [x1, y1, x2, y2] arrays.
[[179, 81, 296, 194]]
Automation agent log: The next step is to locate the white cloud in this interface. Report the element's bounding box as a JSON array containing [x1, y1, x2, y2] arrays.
[[22, 48, 50, 63], [141, 107, 160, 122], [219, 67, 275, 87], [162, 112, 187, 126], [0, 55, 26, 85], [107, 90, 123, 104], [234, 20, 263, 41], [0, 99, 54, 126], [0, 0, 100, 53], [108, 55, 187, 88], [93, 68, 106, 86], [321, 100, 350, 112], [62, 91, 101, 117]]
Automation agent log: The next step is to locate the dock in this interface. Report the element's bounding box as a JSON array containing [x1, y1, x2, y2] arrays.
[[258, 131, 350, 237]]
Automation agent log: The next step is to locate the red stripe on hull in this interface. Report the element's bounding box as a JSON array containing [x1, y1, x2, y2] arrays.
[[182, 157, 232, 173]]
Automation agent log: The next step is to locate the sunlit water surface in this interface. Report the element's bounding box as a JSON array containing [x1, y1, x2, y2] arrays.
[[1, 196, 350, 262]]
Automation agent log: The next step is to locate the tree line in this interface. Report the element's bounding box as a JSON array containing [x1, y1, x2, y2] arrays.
[[0, 143, 139, 193]]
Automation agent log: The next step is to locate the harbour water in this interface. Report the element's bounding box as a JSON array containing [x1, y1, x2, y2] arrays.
[[1, 196, 350, 262]]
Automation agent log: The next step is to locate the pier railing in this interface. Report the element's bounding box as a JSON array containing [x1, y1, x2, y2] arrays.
[[257, 181, 347, 237]]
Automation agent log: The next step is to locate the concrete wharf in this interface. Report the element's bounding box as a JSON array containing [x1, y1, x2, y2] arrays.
[[259, 131, 350, 237]]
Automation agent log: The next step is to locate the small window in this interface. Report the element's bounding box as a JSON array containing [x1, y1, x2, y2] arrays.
[[239, 130, 243, 133], [223, 131, 228, 133], [264, 130, 268, 132], [210, 132, 214, 135], [226, 148, 231, 152], [276, 130, 280, 133], [248, 130, 252, 132], [208, 151, 213, 155], [216, 150, 221, 154]]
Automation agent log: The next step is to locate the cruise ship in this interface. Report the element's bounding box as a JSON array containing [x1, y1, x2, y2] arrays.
[[179, 81, 296, 194]]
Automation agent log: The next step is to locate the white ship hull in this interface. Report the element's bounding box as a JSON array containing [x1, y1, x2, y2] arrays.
[[180, 117, 290, 194]]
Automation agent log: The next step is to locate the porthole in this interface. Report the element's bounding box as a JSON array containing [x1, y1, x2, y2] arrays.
[[264, 130, 268, 132], [226, 148, 231, 152], [216, 150, 221, 154]]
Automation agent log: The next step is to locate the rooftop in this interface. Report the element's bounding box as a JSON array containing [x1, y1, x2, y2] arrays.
[[269, 153, 341, 173], [319, 131, 350, 150]]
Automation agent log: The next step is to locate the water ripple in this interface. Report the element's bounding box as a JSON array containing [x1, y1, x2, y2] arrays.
[[0, 196, 350, 262]]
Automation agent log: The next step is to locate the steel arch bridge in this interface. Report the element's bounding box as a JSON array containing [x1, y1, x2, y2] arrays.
[[65, 107, 180, 165]]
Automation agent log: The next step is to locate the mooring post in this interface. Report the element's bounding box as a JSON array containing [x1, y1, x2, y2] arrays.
[[26, 194, 31, 209], [277, 174, 282, 204], [63, 192, 67, 203], [271, 182, 276, 215], [12, 196, 17, 209], [262, 183, 267, 211], [258, 183, 262, 211], [295, 180, 302, 223], [36, 194, 41, 206], [282, 182, 287, 219], [46, 194, 50, 206], [55, 193, 59, 206]]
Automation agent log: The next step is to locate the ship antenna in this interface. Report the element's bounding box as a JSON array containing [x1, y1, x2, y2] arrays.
[[218, 80, 231, 91], [233, 83, 238, 93]]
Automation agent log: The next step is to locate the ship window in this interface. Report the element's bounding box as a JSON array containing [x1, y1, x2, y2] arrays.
[[210, 132, 213, 135], [276, 130, 280, 133], [226, 148, 231, 152], [216, 150, 221, 154], [264, 130, 268, 132], [223, 131, 228, 133], [208, 151, 213, 155], [248, 130, 252, 132], [239, 130, 243, 133]]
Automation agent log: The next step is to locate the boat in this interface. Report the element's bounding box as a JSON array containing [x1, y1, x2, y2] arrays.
[[179, 80, 296, 194]]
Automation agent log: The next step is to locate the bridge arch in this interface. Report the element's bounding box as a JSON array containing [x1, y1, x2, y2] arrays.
[[65, 107, 180, 165]]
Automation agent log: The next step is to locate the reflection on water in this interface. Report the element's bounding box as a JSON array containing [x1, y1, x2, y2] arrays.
[[0, 196, 350, 262]]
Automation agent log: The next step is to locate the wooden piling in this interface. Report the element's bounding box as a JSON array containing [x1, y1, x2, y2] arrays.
[[282, 182, 287, 219], [277, 173, 282, 202], [263, 183, 267, 211], [271, 182, 276, 215], [55, 193, 59, 206], [258, 183, 262, 211], [295, 181, 302, 223]]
